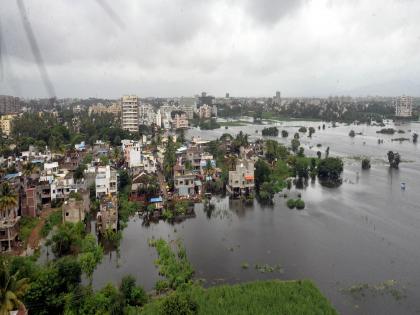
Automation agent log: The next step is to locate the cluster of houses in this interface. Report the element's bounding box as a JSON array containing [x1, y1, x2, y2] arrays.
[[0, 129, 259, 252], [0, 141, 120, 252]]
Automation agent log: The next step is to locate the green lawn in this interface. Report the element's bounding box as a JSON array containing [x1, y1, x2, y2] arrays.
[[140, 280, 338, 315]]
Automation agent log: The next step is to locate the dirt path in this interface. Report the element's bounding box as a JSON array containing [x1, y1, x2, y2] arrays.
[[27, 207, 58, 250]]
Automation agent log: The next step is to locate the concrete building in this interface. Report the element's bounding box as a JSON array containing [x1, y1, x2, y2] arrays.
[[0, 95, 21, 114], [179, 105, 194, 120], [88, 103, 121, 116], [198, 104, 212, 119], [0, 114, 17, 136], [197, 92, 214, 107], [173, 112, 189, 129], [95, 166, 118, 198], [226, 159, 255, 197], [395, 95, 413, 117], [174, 164, 196, 197], [96, 195, 118, 234], [121, 95, 139, 132], [155, 109, 162, 127], [63, 198, 86, 223]]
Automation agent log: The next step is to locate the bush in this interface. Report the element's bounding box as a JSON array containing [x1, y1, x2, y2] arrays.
[[361, 158, 371, 170], [349, 130, 355, 137], [298, 127, 307, 133], [160, 291, 198, 315], [19, 216, 39, 243], [286, 199, 296, 209], [281, 130, 288, 138], [295, 199, 305, 210], [261, 127, 279, 136], [41, 210, 62, 237]]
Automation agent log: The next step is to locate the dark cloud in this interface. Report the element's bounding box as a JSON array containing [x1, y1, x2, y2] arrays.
[[0, 0, 419, 97]]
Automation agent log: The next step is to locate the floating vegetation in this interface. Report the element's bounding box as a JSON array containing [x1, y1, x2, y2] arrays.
[[340, 280, 406, 301], [255, 263, 284, 273]]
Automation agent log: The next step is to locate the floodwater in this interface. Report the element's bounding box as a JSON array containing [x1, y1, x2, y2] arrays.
[[90, 119, 420, 314]]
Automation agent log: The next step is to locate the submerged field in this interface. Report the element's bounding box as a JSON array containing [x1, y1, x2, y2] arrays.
[[140, 280, 337, 315]]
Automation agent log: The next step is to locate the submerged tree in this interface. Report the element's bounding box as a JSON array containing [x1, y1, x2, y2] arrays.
[[387, 151, 401, 169], [413, 133, 418, 143], [361, 158, 371, 170]]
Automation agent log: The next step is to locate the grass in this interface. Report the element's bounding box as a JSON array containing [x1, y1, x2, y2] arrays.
[[19, 216, 40, 243], [140, 280, 338, 315], [40, 210, 62, 237]]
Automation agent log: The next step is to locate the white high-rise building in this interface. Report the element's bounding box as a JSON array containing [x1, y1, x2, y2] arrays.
[[121, 95, 139, 132], [155, 110, 162, 127], [395, 95, 412, 118]]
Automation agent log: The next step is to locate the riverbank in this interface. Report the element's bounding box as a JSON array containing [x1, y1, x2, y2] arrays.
[[140, 280, 337, 315]]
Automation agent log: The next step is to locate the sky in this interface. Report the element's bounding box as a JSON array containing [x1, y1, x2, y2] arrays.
[[1, 0, 420, 98]]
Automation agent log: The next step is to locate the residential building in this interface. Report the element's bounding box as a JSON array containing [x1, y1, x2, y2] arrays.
[[155, 109, 162, 127], [174, 164, 196, 197], [0, 95, 21, 114], [121, 95, 139, 132], [172, 112, 189, 129], [21, 186, 38, 217], [50, 175, 77, 200], [226, 159, 255, 197], [95, 165, 118, 198], [0, 114, 17, 136], [96, 195, 118, 234], [88, 103, 121, 116], [198, 104, 212, 119], [63, 198, 86, 223], [395, 95, 413, 117], [197, 91, 214, 107], [179, 105, 194, 119]]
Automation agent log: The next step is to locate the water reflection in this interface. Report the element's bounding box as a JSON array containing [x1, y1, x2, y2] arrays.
[[89, 120, 420, 315]]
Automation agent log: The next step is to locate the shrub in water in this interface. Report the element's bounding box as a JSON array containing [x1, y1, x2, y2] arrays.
[[295, 199, 305, 210], [286, 199, 296, 209]]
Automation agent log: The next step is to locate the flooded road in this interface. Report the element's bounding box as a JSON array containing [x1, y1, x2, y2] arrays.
[[90, 120, 420, 314]]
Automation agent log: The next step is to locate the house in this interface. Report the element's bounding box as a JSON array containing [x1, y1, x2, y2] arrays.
[[226, 159, 255, 197], [96, 195, 118, 234], [63, 198, 86, 223], [95, 165, 118, 198], [174, 164, 196, 197], [50, 174, 77, 201], [0, 203, 19, 252], [149, 197, 163, 211]]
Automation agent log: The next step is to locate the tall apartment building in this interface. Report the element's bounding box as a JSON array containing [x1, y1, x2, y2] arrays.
[[395, 95, 413, 118], [121, 95, 139, 132], [173, 112, 189, 129], [0, 114, 17, 136], [0, 95, 21, 114]]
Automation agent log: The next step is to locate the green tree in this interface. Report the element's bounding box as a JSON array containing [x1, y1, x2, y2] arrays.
[[387, 151, 400, 169], [291, 138, 300, 153], [255, 159, 271, 191], [0, 258, 29, 315], [317, 157, 344, 183], [119, 275, 148, 307]]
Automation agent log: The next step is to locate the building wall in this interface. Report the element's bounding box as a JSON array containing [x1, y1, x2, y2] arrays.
[[122, 95, 139, 132]]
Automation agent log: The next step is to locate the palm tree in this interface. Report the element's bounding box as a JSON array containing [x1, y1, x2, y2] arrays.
[[0, 259, 29, 315], [0, 183, 18, 251]]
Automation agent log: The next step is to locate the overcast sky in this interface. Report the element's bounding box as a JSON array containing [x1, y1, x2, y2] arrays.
[[1, 0, 420, 98]]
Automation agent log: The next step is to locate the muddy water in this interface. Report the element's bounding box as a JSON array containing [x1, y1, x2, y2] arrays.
[[89, 120, 420, 314]]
